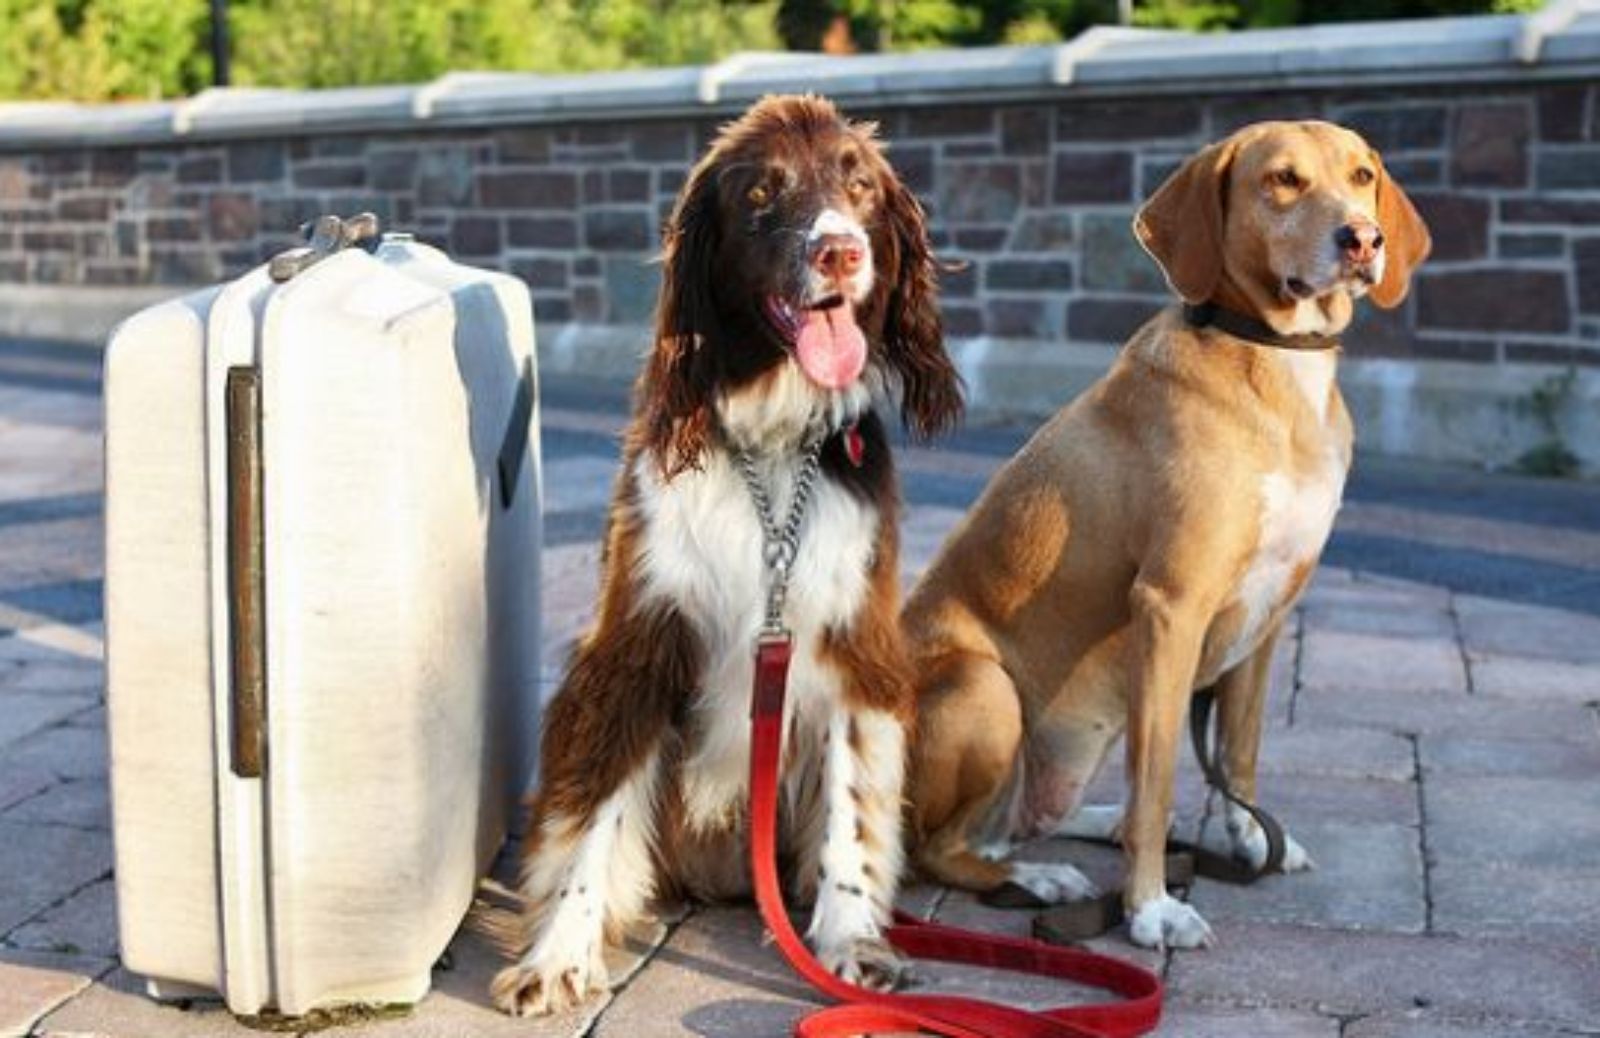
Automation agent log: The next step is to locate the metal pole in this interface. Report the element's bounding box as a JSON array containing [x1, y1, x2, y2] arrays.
[[210, 0, 232, 87], [1118, 0, 1133, 26]]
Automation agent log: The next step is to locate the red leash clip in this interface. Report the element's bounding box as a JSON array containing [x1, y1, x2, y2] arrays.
[[748, 638, 1164, 1038]]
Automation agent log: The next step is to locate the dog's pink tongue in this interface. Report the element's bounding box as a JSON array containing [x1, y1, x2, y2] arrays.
[[794, 302, 866, 390]]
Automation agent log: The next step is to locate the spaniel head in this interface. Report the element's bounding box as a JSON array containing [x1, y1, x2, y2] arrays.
[[641, 93, 961, 478]]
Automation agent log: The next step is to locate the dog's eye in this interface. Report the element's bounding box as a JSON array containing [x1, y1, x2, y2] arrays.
[[1271, 168, 1303, 191], [1352, 167, 1376, 187], [747, 184, 772, 207]]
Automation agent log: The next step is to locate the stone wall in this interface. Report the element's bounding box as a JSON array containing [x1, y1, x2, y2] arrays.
[[3, 82, 1599, 371]]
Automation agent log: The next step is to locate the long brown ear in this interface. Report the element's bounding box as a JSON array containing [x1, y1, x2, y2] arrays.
[[1369, 152, 1431, 310], [1133, 138, 1239, 304], [638, 163, 720, 480], [880, 167, 962, 440]]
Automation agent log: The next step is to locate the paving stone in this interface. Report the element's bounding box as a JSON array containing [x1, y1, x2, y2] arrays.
[[0, 760, 54, 813], [1432, 861, 1600, 944], [1167, 922, 1600, 1028], [1420, 734, 1600, 778], [1468, 654, 1600, 703], [1299, 628, 1467, 694], [0, 821, 111, 936], [592, 908, 818, 1038], [1, 724, 107, 782], [1427, 775, 1600, 869], [1291, 687, 1593, 742], [0, 944, 114, 980], [1455, 596, 1600, 665], [7, 874, 116, 961], [933, 888, 1167, 976], [1345, 1009, 1581, 1036], [1248, 774, 1418, 828], [1159, 1000, 1339, 1036], [0, 961, 89, 1038], [3, 777, 109, 831], [0, 692, 95, 749], [1299, 598, 1456, 639], [1258, 726, 1416, 782], [1189, 821, 1425, 934], [36, 966, 297, 1038]]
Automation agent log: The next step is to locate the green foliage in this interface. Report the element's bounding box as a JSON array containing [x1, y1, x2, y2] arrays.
[[229, 0, 780, 88], [0, 0, 1553, 99], [0, 0, 208, 100], [1513, 367, 1582, 479]]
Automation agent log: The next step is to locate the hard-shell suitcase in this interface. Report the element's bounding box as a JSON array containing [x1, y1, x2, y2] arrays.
[[104, 216, 542, 1015]]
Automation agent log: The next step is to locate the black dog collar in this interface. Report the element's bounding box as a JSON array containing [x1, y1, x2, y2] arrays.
[[1182, 302, 1341, 352]]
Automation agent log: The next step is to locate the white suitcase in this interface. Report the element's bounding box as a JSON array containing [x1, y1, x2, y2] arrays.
[[104, 216, 542, 1015]]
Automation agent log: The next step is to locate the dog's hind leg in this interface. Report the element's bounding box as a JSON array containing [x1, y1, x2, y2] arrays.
[[910, 652, 1097, 903]]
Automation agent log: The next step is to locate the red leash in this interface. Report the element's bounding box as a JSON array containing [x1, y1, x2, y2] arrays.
[[749, 634, 1164, 1038]]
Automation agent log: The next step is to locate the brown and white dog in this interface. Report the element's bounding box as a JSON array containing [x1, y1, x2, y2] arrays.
[[904, 121, 1430, 950], [491, 95, 960, 1014]]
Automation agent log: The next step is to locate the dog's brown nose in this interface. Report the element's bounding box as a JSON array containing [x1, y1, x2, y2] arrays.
[[1334, 221, 1384, 264], [810, 234, 865, 280]]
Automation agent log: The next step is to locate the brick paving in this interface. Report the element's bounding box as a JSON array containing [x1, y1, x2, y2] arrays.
[[1, 340, 1598, 1036]]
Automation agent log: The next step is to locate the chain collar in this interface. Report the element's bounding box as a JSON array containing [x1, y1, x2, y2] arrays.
[[735, 437, 824, 636]]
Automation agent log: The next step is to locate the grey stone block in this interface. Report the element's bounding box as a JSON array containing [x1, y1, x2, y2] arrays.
[[8, 877, 117, 958], [1080, 212, 1164, 294], [1189, 821, 1425, 934], [1432, 860, 1600, 944], [0, 961, 89, 1038], [1168, 922, 1600, 1028], [1420, 735, 1600, 779], [1427, 775, 1600, 870], [0, 821, 110, 936], [1, 776, 108, 830]]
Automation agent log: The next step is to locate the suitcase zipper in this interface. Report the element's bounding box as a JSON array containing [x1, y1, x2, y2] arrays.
[[225, 366, 267, 778]]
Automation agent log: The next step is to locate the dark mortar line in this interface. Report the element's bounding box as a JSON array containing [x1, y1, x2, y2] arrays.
[[1446, 591, 1477, 695], [1286, 605, 1307, 728], [1, 866, 113, 945], [580, 906, 694, 1038], [1408, 734, 1435, 936]]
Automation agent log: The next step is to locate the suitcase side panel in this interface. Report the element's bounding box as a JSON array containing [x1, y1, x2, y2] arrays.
[[259, 256, 485, 1012], [378, 242, 542, 859], [104, 292, 225, 993]]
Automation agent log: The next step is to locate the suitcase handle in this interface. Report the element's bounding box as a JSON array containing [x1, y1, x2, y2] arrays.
[[268, 212, 383, 284]]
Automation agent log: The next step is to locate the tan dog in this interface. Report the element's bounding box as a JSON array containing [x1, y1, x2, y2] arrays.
[[904, 121, 1430, 950]]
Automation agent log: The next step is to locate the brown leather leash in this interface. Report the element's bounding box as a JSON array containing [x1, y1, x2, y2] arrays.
[[984, 687, 1290, 944]]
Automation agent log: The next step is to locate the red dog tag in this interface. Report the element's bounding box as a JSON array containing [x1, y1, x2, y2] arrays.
[[845, 423, 865, 468]]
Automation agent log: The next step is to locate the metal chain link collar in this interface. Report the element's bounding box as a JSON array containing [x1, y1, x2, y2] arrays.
[[734, 437, 824, 636]]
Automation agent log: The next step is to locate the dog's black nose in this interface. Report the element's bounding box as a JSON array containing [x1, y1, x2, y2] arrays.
[[1334, 222, 1383, 262]]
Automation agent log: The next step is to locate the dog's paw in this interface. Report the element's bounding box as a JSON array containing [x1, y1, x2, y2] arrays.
[[1009, 861, 1100, 903], [1226, 808, 1315, 873], [1127, 893, 1214, 951], [819, 935, 909, 992], [490, 954, 607, 1017]]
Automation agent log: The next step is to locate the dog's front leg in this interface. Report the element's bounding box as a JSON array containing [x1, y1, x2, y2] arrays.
[[1216, 621, 1313, 872], [492, 601, 695, 1016], [1123, 580, 1216, 951], [808, 703, 908, 990]]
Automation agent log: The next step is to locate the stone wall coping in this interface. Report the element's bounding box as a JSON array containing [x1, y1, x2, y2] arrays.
[[1, 6, 1598, 150]]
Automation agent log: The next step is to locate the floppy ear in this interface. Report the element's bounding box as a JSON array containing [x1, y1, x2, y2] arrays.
[[1133, 138, 1239, 305], [1368, 152, 1431, 310], [639, 164, 721, 480], [879, 168, 963, 441]]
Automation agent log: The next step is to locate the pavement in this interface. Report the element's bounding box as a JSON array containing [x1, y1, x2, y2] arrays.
[[1, 335, 1598, 1037]]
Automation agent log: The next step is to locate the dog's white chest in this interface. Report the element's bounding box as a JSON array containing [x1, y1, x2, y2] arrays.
[[634, 449, 878, 827], [1216, 449, 1345, 674]]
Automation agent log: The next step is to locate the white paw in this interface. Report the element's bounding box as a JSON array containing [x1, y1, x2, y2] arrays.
[[818, 935, 907, 992], [1127, 893, 1214, 951], [1226, 807, 1315, 873], [490, 939, 607, 1016], [1009, 861, 1100, 903]]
